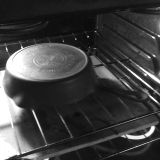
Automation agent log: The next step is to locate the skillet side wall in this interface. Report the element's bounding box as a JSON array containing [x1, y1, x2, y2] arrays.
[[3, 59, 96, 108]]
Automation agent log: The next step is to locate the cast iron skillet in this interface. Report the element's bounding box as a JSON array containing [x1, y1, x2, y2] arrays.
[[2, 43, 148, 109]]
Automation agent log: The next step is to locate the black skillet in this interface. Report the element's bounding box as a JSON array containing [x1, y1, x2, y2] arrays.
[[2, 43, 148, 109]]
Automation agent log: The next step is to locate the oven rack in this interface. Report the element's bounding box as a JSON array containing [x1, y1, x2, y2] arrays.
[[0, 31, 160, 160]]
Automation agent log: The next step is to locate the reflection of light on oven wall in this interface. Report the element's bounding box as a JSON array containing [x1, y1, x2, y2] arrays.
[[0, 88, 13, 127], [0, 138, 18, 159], [122, 126, 155, 140], [0, 73, 19, 159], [0, 71, 5, 88]]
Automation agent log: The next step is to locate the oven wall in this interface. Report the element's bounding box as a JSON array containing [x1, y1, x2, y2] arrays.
[[1, 0, 160, 23], [95, 12, 160, 76], [43, 14, 96, 36]]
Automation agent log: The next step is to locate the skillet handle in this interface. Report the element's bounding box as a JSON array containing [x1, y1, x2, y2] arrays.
[[12, 93, 33, 108], [96, 78, 149, 102]]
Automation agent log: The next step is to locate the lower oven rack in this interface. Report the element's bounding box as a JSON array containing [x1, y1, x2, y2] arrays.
[[1, 31, 160, 160]]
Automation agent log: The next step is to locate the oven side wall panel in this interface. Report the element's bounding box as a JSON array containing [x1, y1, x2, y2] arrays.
[[95, 12, 160, 75]]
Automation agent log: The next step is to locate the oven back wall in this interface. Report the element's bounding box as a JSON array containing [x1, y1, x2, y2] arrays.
[[1, 0, 160, 23]]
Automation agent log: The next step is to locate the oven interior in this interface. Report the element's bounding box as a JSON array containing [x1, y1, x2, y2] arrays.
[[1, 9, 160, 160]]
